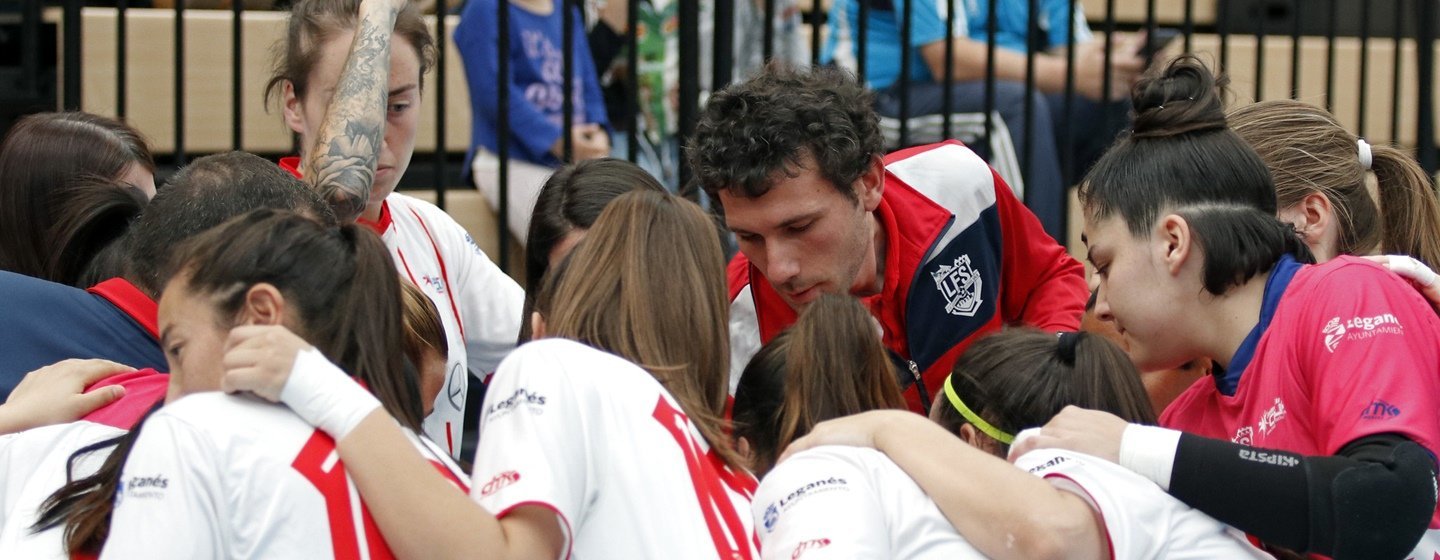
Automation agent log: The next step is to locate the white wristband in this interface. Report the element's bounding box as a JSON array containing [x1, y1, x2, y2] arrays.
[[1118, 424, 1183, 491], [279, 348, 382, 441]]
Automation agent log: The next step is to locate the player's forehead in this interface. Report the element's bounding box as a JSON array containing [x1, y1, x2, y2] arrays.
[[722, 168, 848, 233]]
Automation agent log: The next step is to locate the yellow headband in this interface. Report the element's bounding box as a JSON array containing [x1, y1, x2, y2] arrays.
[[944, 375, 1014, 445]]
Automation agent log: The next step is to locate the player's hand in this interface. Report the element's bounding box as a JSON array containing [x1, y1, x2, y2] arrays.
[[1007, 405, 1128, 463], [779, 410, 923, 463], [0, 359, 133, 434], [1364, 255, 1440, 310], [222, 325, 314, 402]]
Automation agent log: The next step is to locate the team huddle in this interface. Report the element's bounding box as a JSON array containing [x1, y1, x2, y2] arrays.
[[2, 0, 1440, 559]]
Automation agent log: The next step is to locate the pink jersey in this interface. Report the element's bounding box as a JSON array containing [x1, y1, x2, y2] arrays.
[[1162, 256, 1440, 555]]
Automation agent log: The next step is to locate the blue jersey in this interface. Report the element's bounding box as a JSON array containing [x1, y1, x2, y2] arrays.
[[0, 273, 166, 400]]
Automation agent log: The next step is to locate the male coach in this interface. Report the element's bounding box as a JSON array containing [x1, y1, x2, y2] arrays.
[[689, 64, 1088, 412]]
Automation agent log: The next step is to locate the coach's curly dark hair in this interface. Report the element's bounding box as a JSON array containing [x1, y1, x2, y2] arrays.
[[688, 63, 883, 200]]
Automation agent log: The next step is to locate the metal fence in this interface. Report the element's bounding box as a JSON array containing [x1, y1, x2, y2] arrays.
[[5, 0, 1437, 273]]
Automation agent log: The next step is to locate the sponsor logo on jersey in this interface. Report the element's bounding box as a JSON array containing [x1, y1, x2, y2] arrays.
[[464, 233, 483, 255], [768, 477, 849, 524], [446, 362, 466, 412], [1323, 313, 1404, 352], [791, 538, 832, 558], [123, 474, 170, 500], [931, 254, 983, 317], [1232, 398, 1287, 444], [1360, 399, 1402, 420], [1238, 449, 1299, 468], [484, 388, 547, 420], [421, 275, 447, 295], [1024, 454, 1072, 474], [763, 503, 780, 532], [480, 470, 522, 497]]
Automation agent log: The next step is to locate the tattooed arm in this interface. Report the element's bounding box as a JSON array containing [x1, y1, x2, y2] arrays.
[[303, 0, 405, 223]]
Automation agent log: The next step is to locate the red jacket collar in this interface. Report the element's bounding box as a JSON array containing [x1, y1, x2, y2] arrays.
[[87, 278, 159, 339], [278, 156, 303, 179]]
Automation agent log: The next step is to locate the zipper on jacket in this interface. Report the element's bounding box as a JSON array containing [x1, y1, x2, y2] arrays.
[[907, 360, 931, 415]]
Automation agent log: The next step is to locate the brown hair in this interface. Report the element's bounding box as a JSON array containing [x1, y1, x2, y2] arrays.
[[400, 278, 448, 378], [733, 294, 906, 476], [1229, 100, 1440, 270], [35, 209, 421, 554], [534, 190, 741, 469], [519, 158, 667, 342], [934, 329, 1156, 455], [266, 0, 436, 106], [0, 112, 153, 283]]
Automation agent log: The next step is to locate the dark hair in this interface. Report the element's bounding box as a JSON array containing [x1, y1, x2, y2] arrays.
[[689, 63, 883, 201], [266, 0, 436, 106], [0, 112, 154, 282], [1080, 56, 1277, 237], [733, 294, 906, 476], [519, 158, 667, 342], [36, 209, 421, 555], [934, 329, 1156, 456], [1172, 202, 1315, 295], [46, 179, 147, 287], [400, 278, 448, 379], [125, 151, 334, 298]]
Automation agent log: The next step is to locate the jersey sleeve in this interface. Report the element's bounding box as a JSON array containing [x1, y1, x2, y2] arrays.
[[1296, 262, 1440, 456], [904, 0, 954, 47], [469, 343, 587, 545], [1017, 449, 1169, 559], [424, 202, 524, 376], [993, 167, 1087, 332], [752, 450, 890, 560], [101, 413, 225, 559]]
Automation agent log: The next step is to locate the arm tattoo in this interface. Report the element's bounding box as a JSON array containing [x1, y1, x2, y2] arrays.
[[304, 2, 398, 223]]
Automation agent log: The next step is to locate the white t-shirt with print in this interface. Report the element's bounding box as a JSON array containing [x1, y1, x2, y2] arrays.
[[101, 392, 468, 559], [472, 338, 760, 559]]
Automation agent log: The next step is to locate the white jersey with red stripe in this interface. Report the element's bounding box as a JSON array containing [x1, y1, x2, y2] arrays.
[[472, 338, 760, 558], [755, 445, 1271, 560], [0, 421, 127, 560], [377, 192, 525, 458], [102, 392, 469, 560]]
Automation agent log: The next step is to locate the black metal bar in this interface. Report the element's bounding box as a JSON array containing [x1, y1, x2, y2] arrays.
[[1101, 0, 1115, 138], [62, 0, 81, 111], [117, 0, 127, 118], [941, 0, 954, 139], [982, 0, 997, 155], [763, 0, 777, 63], [434, 0, 448, 210], [1217, 0, 1229, 74], [677, 0, 700, 194], [1061, 0, 1077, 188], [1325, 0, 1337, 112], [626, 0, 639, 163], [497, 0, 511, 270], [233, 0, 244, 150], [1357, 0, 1371, 137], [714, 0, 734, 91], [20, 0, 39, 102], [1022, 0, 1037, 193], [898, 0, 913, 147], [1254, 0, 1265, 100], [1391, 0, 1405, 142], [857, 0, 869, 85], [1143, 0, 1156, 43], [562, 0, 575, 162], [810, 0, 823, 65], [174, 0, 185, 165], [1290, 0, 1302, 99], [1418, 0, 1437, 174], [1182, 0, 1194, 53]]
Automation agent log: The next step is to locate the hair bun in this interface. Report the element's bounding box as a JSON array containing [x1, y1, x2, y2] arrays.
[[1130, 55, 1229, 140]]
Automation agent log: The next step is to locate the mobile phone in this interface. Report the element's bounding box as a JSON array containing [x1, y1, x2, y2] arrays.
[[1140, 27, 1182, 61]]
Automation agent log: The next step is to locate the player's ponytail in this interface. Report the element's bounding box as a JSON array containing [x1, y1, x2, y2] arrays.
[[933, 329, 1155, 456], [1370, 143, 1440, 271], [175, 209, 422, 431], [733, 294, 907, 476]]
